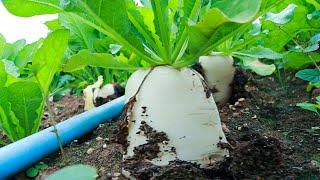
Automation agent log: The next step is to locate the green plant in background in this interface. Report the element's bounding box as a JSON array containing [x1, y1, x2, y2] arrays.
[[45, 13, 142, 96], [221, 0, 319, 76], [0, 34, 44, 77], [0, 30, 70, 142], [297, 96, 320, 116], [3, 0, 270, 67]]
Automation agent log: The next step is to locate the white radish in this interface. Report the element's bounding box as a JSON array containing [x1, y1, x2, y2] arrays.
[[83, 76, 104, 111], [122, 66, 229, 176], [197, 56, 235, 105]]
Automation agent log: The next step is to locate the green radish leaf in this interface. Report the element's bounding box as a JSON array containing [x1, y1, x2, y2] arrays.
[[46, 164, 98, 180], [265, 4, 297, 24], [235, 46, 283, 59], [150, 0, 170, 61], [2, 0, 63, 17], [181, 0, 262, 66], [126, 2, 159, 54], [0, 34, 5, 57], [296, 69, 320, 84], [316, 96, 320, 102], [15, 39, 44, 69], [2, 39, 26, 61], [109, 44, 122, 55], [59, 13, 96, 51], [32, 29, 70, 96], [241, 57, 276, 76], [0, 62, 7, 87], [211, 0, 261, 23], [0, 87, 21, 141], [35, 163, 49, 170], [8, 81, 43, 136], [183, 0, 202, 22], [63, 50, 137, 72], [304, 44, 319, 53], [308, 10, 320, 20], [310, 33, 320, 45], [297, 103, 318, 113], [303, 33, 320, 52], [61, 0, 155, 64], [249, 19, 262, 36], [26, 167, 39, 178], [140, 0, 151, 8], [45, 19, 64, 31], [261, 3, 318, 52], [1, 60, 19, 78], [0, 139, 5, 145], [284, 52, 320, 69]]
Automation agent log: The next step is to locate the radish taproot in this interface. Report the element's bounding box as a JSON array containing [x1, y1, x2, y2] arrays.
[[3, 0, 270, 177], [195, 56, 235, 105], [124, 66, 229, 165]]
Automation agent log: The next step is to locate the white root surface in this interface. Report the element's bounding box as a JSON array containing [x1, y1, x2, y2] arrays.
[[199, 56, 235, 105], [83, 76, 104, 111], [124, 66, 229, 168], [83, 76, 116, 110]]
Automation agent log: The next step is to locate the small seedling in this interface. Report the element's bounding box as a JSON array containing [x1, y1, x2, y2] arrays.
[[297, 96, 320, 117], [26, 163, 49, 178]]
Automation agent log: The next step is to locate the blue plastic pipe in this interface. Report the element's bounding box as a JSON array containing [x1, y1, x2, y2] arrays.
[[0, 96, 125, 179]]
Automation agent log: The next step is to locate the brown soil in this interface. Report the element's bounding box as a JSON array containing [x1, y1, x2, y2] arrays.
[[11, 71, 320, 179]]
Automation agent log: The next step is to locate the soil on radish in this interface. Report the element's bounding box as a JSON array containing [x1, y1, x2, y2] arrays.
[[12, 70, 320, 179]]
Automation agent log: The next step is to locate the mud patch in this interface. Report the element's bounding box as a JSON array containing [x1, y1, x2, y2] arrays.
[[133, 122, 169, 160], [230, 132, 283, 178], [229, 68, 250, 104], [122, 122, 172, 178]]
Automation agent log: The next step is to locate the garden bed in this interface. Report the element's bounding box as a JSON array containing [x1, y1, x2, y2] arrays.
[[13, 71, 320, 179]]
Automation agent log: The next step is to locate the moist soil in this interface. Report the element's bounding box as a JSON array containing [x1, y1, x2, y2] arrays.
[[11, 70, 320, 179]]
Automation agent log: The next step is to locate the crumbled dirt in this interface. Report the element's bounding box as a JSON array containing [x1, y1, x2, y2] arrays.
[[121, 122, 172, 179], [133, 122, 169, 160], [41, 96, 85, 129], [11, 70, 320, 179]]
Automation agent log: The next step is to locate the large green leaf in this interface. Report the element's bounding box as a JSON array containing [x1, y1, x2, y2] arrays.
[[2, 0, 62, 17], [297, 102, 319, 114], [183, 0, 202, 22], [212, 0, 262, 23], [241, 57, 276, 76], [265, 4, 297, 24], [15, 39, 44, 69], [59, 13, 96, 51], [150, 0, 170, 62], [0, 62, 7, 87], [284, 52, 320, 69], [47, 165, 98, 180], [1, 39, 26, 61], [296, 69, 320, 83], [235, 46, 284, 59], [126, 5, 162, 59], [63, 50, 137, 72], [32, 29, 70, 95], [8, 81, 43, 136], [177, 0, 263, 67], [1, 59, 19, 77], [261, 1, 320, 51], [0, 87, 21, 141], [61, 0, 156, 64], [0, 34, 5, 57]]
